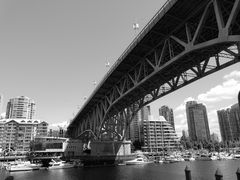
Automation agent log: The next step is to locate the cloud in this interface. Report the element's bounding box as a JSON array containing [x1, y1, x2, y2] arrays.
[[174, 97, 195, 112], [0, 112, 6, 119], [208, 109, 217, 117], [175, 114, 185, 119], [173, 70, 240, 139], [174, 111, 188, 137], [175, 104, 185, 112], [223, 70, 240, 80], [49, 120, 69, 130], [198, 75, 240, 103], [184, 97, 195, 103]]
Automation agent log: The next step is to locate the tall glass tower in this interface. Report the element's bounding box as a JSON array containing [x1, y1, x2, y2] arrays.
[[217, 109, 232, 142], [186, 101, 210, 142], [6, 96, 36, 119], [159, 105, 175, 130]]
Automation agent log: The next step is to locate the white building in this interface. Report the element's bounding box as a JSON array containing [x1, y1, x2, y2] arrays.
[[6, 96, 36, 119], [142, 116, 179, 152], [0, 119, 48, 153], [33, 137, 83, 157]]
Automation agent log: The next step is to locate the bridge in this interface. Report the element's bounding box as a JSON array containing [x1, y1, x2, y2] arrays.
[[67, 0, 240, 147]]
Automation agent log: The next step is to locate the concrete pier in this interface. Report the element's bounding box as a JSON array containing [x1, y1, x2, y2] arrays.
[[69, 140, 133, 166]]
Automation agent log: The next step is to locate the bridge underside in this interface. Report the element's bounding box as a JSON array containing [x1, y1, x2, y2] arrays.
[[67, 0, 240, 141]]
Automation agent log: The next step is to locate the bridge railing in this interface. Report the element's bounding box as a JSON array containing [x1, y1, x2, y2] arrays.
[[73, 0, 177, 123], [105, 0, 176, 77]]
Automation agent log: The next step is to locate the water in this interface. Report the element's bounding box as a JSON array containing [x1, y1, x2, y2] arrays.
[[9, 160, 240, 180]]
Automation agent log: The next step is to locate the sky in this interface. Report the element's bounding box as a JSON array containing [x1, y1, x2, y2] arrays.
[[0, 0, 239, 139]]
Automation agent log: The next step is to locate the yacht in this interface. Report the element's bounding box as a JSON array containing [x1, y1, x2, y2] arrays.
[[125, 155, 153, 165], [48, 159, 75, 170], [164, 155, 179, 163], [6, 161, 40, 172], [233, 150, 240, 159], [182, 154, 195, 161], [195, 154, 212, 161], [225, 153, 234, 160]]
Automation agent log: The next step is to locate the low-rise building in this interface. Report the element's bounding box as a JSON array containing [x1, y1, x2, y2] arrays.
[[32, 136, 83, 158], [142, 116, 179, 152], [0, 119, 48, 153]]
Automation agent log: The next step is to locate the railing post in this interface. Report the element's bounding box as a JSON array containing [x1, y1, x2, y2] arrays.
[[185, 165, 192, 180], [215, 168, 223, 180], [236, 168, 240, 180]]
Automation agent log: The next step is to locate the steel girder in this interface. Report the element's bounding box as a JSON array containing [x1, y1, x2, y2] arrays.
[[68, 0, 240, 141]]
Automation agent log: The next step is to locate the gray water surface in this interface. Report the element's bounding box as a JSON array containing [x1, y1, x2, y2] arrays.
[[10, 160, 240, 180]]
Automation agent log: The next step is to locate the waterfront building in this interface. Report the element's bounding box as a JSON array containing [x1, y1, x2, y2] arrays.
[[142, 116, 179, 152], [229, 103, 240, 140], [32, 136, 83, 157], [186, 101, 210, 142], [0, 119, 48, 153], [6, 96, 36, 119], [217, 109, 233, 142], [159, 105, 175, 130]]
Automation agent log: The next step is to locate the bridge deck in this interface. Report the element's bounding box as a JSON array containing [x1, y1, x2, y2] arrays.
[[68, 0, 240, 138], [72, 0, 210, 122]]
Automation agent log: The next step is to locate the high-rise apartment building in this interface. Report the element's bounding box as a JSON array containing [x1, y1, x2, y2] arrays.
[[186, 101, 210, 142], [139, 106, 151, 143], [217, 109, 232, 142], [0, 119, 48, 152], [217, 104, 240, 142], [129, 105, 151, 143], [159, 105, 175, 130], [130, 112, 140, 142], [6, 96, 36, 119], [142, 116, 179, 152], [229, 103, 240, 140]]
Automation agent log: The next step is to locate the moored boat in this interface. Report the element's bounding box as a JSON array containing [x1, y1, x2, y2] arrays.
[[6, 161, 40, 172], [195, 154, 212, 161], [182, 154, 195, 161], [125, 155, 153, 165], [48, 159, 75, 170]]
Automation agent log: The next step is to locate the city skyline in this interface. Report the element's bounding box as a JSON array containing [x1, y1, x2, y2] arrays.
[[0, 0, 239, 139], [0, 69, 239, 139]]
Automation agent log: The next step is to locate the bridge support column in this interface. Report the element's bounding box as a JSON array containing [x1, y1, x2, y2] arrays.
[[80, 140, 132, 166]]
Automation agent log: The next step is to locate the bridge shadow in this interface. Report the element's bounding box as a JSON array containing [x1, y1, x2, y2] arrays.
[[65, 140, 133, 167]]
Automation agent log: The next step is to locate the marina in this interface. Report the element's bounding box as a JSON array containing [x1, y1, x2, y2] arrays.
[[5, 159, 240, 180], [0, 0, 239, 179]]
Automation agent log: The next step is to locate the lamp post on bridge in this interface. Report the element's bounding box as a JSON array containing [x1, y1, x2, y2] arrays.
[[93, 81, 97, 87], [133, 22, 139, 37], [105, 62, 110, 68]]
